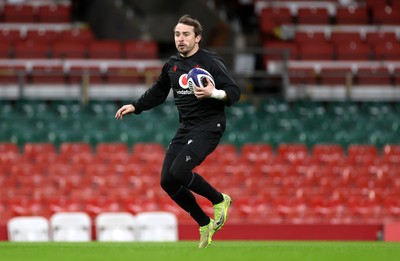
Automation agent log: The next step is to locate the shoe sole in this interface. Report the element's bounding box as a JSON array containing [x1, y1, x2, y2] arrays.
[[214, 195, 232, 231]]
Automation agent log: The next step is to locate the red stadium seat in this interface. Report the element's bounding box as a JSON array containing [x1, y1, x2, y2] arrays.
[[347, 144, 379, 157], [123, 40, 158, 59], [373, 5, 400, 25], [0, 64, 27, 84], [30, 64, 66, 84], [132, 142, 165, 155], [263, 41, 299, 62], [374, 41, 400, 60], [298, 42, 334, 60], [394, 67, 400, 86], [23, 143, 56, 160], [329, 32, 363, 45], [288, 67, 317, 85], [336, 6, 368, 25], [0, 143, 19, 153], [0, 29, 21, 44], [3, 4, 37, 23], [88, 41, 122, 59], [320, 67, 353, 85], [59, 142, 92, 157], [105, 66, 143, 84], [277, 143, 308, 163], [52, 41, 88, 59], [59, 28, 94, 44], [38, 4, 71, 23], [68, 65, 104, 84], [357, 66, 392, 85], [335, 41, 371, 60], [26, 29, 61, 45], [365, 31, 398, 46], [260, 7, 292, 34], [96, 142, 129, 155], [0, 42, 11, 58], [297, 7, 330, 25], [13, 40, 50, 59], [294, 31, 327, 45]]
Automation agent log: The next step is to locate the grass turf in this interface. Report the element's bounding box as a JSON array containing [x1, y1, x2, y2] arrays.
[[0, 241, 399, 261]]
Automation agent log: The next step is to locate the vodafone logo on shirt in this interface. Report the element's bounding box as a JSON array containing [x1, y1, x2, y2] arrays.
[[178, 74, 190, 89]]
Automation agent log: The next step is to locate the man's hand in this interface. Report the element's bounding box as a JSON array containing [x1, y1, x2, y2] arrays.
[[193, 77, 215, 99], [115, 104, 135, 119]]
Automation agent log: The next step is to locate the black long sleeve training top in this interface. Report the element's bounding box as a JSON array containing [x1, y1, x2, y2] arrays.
[[132, 49, 241, 132]]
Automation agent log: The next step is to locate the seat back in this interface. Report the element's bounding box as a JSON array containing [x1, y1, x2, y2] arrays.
[[50, 212, 91, 242], [136, 211, 178, 242], [96, 212, 137, 242], [8, 216, 50, 242]]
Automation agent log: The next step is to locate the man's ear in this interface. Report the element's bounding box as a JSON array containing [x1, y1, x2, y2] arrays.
[[195, 35, 202, 43]]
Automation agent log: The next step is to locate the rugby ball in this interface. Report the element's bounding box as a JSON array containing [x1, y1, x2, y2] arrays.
[[187, 68, 215, 91]]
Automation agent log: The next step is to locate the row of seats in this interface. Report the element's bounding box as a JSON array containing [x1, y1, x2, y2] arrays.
[[2, 99, 400, 148], [8, 211, 178, 242], [0, 39, 159, 59], [288, 64, 400, 86], [259, 1, 400, 35], [264, 39, 400, 61], [0, 2, 71, 23]]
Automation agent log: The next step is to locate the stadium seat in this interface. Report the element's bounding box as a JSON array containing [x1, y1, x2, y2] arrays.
[[95, 212, 137, 242], [30, 64, 67, 84], [135, 211, 178, 241], [3, 4, 37, 23], [374, 41, 400, 60], [88, 41, 122, 59], [263, 41, 299, 62], [336, 6, 368, 25], [7, 216, 50, 242], [96, 142, 129, 155], [59, 28, 94, 45], [298, 42, 334, 60], [23, 142, 56, 161], [295, 31, 327, 44], [329, 32, 363, 46], [320, 67, 354, 85], [123, 40, 158, 59], [50, 212, 92, 242], [372, 5, 400, 25], [13, 40, 49, 59], [26, 29, 61, 45], [288, 67, 317, 85], [335, 41, 371, 60], [37, 4, 71, 23], [357, 66, 392, 85], [59, 142, 93, 157], [0, 142, 19, 153], [0, 42, 10, 58], [105, 66, 143, 84], [0, 29, 21, 44], [297, 7, 330, 25], [52, 41, 88, 58], [365, 31, 398, 46], [259, 7, 292, 34]]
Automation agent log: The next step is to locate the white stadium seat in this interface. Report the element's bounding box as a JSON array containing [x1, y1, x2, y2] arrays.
[[50, 212, 92, 242], [95, 212, 137, 242], [7, 216, 50, 242], [136, 211, 178, 242]]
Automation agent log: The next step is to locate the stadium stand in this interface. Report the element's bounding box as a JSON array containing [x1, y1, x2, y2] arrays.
[[1, 0, 400, 241]]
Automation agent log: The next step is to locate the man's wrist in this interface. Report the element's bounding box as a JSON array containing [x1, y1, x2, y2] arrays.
[[210, 89, 226, 100]]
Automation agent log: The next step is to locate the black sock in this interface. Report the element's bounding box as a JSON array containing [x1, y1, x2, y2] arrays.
[[187, 172, 223, 205], [171, 186, 210, 226]]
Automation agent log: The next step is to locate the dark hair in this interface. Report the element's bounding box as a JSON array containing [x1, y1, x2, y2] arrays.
[[177, 14, 203, 36]]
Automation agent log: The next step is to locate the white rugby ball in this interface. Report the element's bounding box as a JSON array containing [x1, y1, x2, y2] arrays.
[[187, 68, 215, 91]]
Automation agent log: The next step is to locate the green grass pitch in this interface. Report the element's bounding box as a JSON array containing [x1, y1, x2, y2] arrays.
[[0, 241, 399, 261]]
